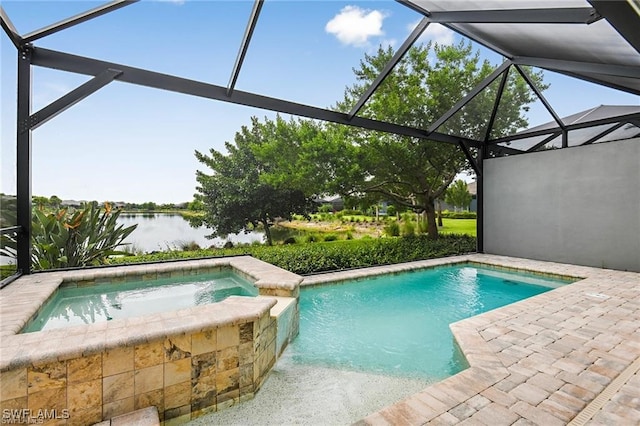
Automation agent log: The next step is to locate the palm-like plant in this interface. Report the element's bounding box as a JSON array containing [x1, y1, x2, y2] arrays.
[[1, 202, 137, 270]]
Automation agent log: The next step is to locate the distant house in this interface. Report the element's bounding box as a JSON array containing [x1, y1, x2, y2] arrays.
[[468, 181, 477, 212], [467, 181, 477, 197], [315, 196, 344, 211], [60, 199, 83, 208], [505, 105, 640, 151]]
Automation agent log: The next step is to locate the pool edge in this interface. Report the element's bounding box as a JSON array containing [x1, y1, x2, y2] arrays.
[[355, 254, 640, 425], [0, 256, 302, 424]]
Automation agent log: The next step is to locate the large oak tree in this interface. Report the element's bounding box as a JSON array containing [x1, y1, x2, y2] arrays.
[[196, 41, 545, 242], [326, 41, 545, 238], [194, 117, 316, 246]]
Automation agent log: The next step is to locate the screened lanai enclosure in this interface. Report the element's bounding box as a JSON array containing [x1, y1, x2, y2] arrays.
[[1, 0, 639, 284]]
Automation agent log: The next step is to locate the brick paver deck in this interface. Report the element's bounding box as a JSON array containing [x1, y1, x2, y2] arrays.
[[303, 254, 640, 425]]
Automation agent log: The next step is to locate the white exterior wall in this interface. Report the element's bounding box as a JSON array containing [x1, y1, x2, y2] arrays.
[[483, 138, 640, 272]]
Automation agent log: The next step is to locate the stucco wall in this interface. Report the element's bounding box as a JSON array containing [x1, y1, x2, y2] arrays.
[[484, 138, 640, 272]]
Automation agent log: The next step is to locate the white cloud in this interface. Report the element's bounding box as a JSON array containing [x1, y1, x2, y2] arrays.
[[325, 6, 386, 47], [408, 19, 455, 46], [156, 0, 185, 5]]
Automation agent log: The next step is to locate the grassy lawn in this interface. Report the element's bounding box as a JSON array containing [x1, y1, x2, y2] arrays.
[[284, 216, 476, 237], [439, 218, 476, 236]]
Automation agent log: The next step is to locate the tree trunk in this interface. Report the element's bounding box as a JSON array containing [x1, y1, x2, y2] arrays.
[[262, 219, 273, 246], [425, 200, 439, 239]]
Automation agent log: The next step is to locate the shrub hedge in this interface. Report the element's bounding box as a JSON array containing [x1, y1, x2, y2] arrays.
[[440, 210, 477, 219], [111, 234, 476, 275]]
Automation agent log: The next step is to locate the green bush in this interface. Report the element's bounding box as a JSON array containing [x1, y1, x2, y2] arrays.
[[112, 234, 476, 275], [401, 220, 415, 237], [323, 234, 338, 242], [401, 212, 414, 222], [417, 220, 428, 234], [178, 240, 202, 251], [383, 221, 400, 237], [386, 205, 396, 217], [441, 210, 477, 219]]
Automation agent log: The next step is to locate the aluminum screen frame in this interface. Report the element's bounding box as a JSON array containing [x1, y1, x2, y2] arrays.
[[1, 0, 639, 275]]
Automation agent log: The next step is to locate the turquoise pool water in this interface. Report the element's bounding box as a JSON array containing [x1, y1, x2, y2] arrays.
[[23, 271, 258, 332], [289, 264, 572, 380]]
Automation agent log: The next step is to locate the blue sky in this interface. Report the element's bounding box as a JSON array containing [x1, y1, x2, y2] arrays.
[[1, 0, 638, 203]]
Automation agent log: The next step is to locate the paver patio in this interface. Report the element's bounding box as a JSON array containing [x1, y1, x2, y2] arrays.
[[303, 254, 640, 425], [1, 254, 638, 424]]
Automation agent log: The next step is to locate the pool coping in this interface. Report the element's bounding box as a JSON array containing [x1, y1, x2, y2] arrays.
[[0, 256, 302, 372], [304, 254, 640, 425]]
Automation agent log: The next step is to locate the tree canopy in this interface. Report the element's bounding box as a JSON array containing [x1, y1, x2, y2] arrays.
[[196, 41, 545, 242], [194, 117, 316, 246], [333, 42, 544, 238], [445, 179, 472, 211]]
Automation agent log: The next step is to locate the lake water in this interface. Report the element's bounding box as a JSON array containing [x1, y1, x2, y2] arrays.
[[117, 213, 265, 253]]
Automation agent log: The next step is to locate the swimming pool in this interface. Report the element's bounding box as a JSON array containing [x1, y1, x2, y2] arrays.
[[290, 264, 573, 380], [22, 271, 258, 332]]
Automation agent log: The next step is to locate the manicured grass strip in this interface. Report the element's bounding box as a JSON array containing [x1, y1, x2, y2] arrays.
[[439, 218, 476, 237], [1, 265, 18, 280]]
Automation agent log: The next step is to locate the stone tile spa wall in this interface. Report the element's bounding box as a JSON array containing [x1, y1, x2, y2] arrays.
[[0, 257, 302, 425]]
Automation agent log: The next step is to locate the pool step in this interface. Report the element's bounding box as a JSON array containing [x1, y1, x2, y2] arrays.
[[93, 407, 159, 426]]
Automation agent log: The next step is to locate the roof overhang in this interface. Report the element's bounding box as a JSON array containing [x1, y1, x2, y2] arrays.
[[402, 0, 640, 96]]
